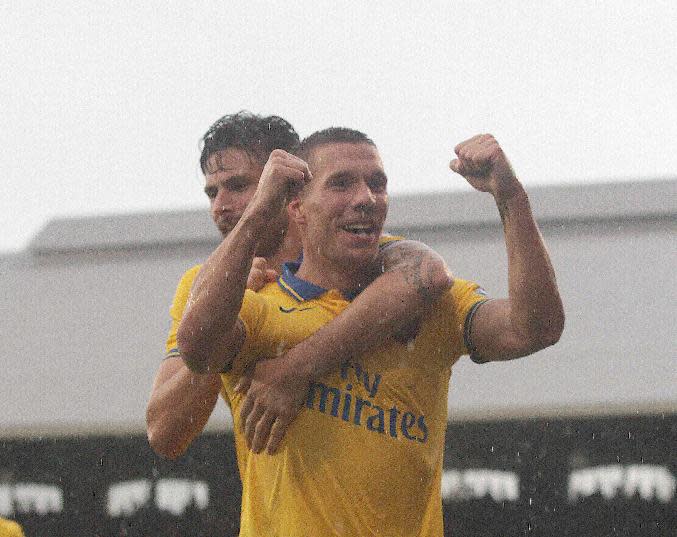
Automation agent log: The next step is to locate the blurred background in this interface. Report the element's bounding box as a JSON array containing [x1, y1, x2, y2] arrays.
[[2, 2, 676, 536]]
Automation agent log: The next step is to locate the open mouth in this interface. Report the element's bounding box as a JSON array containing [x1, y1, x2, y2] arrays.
[[340, 223, 378, 237]]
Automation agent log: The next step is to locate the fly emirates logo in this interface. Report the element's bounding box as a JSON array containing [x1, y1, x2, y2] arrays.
[[304, 360, 429, 443]]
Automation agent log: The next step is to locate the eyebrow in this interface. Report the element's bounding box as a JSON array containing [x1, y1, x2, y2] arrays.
[[206, 174, 251, 186], [330, 171, 387, 180], [326, 171, 353, 182]]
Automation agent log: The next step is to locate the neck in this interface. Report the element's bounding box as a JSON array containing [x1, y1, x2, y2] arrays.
[[264, 228, 302, 273], [295, 253, 379, 294]]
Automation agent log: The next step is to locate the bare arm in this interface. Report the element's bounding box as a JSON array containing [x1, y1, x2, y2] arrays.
[[178, 150, 310, 373], [284, 239, 452, 380], [237, 239, 453, 453], [146, 258, 281, 459], [177, 214, 259, 373], [146, 357, 222, 459], [450, 134, 565, 362]]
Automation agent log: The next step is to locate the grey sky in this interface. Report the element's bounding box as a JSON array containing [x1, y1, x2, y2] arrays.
[[2, 2, 675, 252]]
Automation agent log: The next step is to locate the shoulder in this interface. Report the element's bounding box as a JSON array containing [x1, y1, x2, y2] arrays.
[[173, 264, 202, 299], [438, 277, 489, 316], [178, 264, 202, 288], [169, 264, 202, 319]]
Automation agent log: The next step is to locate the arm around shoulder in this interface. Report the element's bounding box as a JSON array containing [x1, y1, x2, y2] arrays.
[[283, 239, 453, 382]]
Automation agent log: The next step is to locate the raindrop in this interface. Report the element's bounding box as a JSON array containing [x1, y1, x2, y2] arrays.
[[529, 497, 533, 505]]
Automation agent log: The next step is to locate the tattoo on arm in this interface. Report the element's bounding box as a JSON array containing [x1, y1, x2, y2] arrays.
[[379, 243, 445, 305]]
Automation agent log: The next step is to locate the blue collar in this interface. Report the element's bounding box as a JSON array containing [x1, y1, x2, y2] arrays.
[[277, 261, 363, 302], [278, 261, 327, 301]]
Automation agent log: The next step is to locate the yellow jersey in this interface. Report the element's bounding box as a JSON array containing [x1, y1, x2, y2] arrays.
[[166, 256, 487, 537]]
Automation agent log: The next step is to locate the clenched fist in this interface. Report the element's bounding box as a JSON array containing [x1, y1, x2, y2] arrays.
[[450, 134, 522, 201], [244, 149, 312, 224]]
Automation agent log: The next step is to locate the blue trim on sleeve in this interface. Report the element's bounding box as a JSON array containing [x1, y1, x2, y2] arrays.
[[463, 299, 490, 364]]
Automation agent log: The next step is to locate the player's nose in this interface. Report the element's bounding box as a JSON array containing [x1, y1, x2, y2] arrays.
[[212, 189, 233, 213], [351, 180, 377, 208]]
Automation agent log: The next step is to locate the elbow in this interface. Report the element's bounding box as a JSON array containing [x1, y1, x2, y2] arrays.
[[528, 308, 565, 352], [177, 326, 209, 374], [423, 261, 454, 302], [537, 325, 563, 350], [430, 266, 455, 297], [544, 301, 566, 347], [146, 416, 186, 460], [148, 433, 184, 461]]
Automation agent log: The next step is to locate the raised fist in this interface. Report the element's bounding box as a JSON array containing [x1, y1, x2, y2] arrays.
[[245, 149, 312, 223], [450, 134, 521, 201]]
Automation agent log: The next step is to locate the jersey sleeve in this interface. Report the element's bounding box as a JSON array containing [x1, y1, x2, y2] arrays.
[[440, 277, 490, 358], [164, 265, 201, 359], [452, 279, 490, 357]]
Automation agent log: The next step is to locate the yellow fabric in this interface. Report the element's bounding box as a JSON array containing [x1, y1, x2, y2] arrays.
[[165, 264, 201, 358], [224, 278, 485, 537], [163, 235, 487, 536], [0, 518, 25, 537], [164, 236, 402, 358]]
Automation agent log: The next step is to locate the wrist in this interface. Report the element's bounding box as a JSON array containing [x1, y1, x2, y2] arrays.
[[283, 343, 322, 383], [238, 207, 267, 231], [493, 182, 527, 205]]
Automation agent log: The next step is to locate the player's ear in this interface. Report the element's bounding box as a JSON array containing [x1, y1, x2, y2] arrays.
[[288, 197, 306, 225]]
